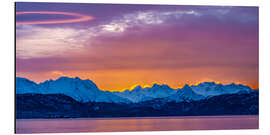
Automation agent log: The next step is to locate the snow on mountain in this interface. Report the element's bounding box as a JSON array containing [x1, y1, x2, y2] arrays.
[[114, 84, 177, 103], [114, 82, 254, 103], [166, 85, 204, 102], [190, 82, 253, 97], [16, 77, 130, 103], [16, 77, 40, 94], [16, 77, 256, 103]]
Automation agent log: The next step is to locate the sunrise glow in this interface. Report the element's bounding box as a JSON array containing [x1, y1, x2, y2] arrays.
[[16, 3, 258, 92]]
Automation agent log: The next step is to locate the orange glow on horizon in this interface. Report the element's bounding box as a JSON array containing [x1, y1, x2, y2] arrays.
[[16, 11, 95, 24], [16, 70, 259, 92], [124, 82, 165, 91]]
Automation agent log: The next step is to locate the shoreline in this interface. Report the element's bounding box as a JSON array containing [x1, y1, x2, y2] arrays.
[[16, 115, 259, 121]]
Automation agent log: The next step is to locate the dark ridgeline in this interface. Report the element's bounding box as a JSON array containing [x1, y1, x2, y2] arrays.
[[16, 77, 259, 118], [16, 91, 258, 119]]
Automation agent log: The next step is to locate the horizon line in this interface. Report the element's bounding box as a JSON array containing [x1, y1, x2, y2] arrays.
[[16, 76, 259, 92]]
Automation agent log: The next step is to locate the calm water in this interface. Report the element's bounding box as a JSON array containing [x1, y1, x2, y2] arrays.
[[16, 115, 258, 133]]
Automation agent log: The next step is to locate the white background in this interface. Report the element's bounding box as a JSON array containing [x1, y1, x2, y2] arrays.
[[0, 0, 269, 135]]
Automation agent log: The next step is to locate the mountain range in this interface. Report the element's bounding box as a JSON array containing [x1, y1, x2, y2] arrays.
[[16, 76, 255, 103], [16, 76, 258, 118]]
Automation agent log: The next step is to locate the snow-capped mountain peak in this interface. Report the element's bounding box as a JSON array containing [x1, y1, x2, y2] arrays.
[[190, 82, 252, 97], [16, 77, 40, 93], [165, 84, 204, 102], [114, 83, 177, 103], [16, 77, 130, 103], [16, 77, 257, 104]]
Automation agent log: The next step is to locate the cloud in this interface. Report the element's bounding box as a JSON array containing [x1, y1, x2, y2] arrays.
[[16, 24, 93, 59], [98, 10, 201, 33], [16, 9, 201, 59], [16, 7, 257, 59], [51, 70, 70, 77], [16, 11, 94, 25], [100, 23, 127, 33]]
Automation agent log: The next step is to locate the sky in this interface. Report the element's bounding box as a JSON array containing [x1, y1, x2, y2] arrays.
[[16, 2, 259, 91]]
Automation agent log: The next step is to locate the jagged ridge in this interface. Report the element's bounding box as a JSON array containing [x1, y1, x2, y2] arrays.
[[16, 76, 256, 103]]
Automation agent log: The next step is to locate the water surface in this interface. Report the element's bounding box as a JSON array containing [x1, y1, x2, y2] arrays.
[[16, 115, 258, 133]]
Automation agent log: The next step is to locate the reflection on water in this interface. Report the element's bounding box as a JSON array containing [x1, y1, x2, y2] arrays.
[[16, 115, 258, 133]]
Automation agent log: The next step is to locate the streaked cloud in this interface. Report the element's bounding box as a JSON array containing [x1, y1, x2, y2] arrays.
[[16, 25, 91, 59], [16, 11, 94, 25], [99, 10, 201, 33], [16, 9, 202, 59], [16, 7, 258, 60]]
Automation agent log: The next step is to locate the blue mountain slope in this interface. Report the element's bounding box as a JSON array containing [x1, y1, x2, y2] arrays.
[[16, 77, 257, 103], [16, 77, 130, 103]]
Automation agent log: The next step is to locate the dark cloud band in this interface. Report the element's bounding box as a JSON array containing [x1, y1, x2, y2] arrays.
[[16, 11, 95, 24]]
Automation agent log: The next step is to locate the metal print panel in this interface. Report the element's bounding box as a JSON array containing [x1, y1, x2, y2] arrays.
[[15, 2, 259, 134]]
